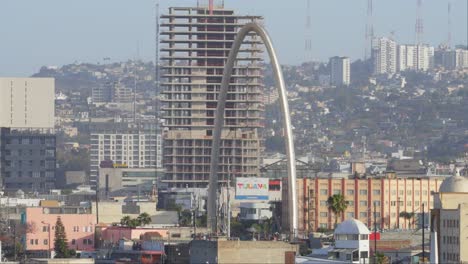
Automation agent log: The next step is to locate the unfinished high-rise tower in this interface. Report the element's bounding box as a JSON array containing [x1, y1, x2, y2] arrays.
[[160, 2, 264, 188]]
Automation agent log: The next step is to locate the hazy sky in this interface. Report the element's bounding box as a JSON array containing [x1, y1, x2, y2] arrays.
[[0, 0, 466, 76]]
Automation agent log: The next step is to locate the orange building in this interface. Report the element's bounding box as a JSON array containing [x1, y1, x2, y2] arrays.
[[282, 175, 443, 234]]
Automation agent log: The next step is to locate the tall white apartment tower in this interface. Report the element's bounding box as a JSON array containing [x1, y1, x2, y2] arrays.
[[160, 4, 264, 188], [372, 37, 397, 75], [329, 56, 350, 86], [398, 44, 434, 72]]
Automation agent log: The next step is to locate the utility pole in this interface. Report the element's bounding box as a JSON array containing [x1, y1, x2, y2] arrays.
[[422, 203, 425, 263], [227, 169, 231, 238], [374, 201, 377, 263]]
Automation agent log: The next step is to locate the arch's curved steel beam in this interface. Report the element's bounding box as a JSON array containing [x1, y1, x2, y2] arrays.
[[207, 22, 298, 238]]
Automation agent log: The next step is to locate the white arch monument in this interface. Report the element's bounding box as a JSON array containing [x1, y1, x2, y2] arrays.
[[207, 22, 298, 238]]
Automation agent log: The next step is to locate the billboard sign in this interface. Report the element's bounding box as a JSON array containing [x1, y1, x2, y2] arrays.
[[235, 177, 269, 200]]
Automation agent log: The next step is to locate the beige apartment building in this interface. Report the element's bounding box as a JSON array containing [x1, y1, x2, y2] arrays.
[[282, 174, 443, 234], [430, 170, 468, 263], [0, 78, 55, 129]]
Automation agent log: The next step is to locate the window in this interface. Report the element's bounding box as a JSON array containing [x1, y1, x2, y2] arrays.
[[347, 212, 355, 218], [373, 190, 381, 195], [360, 251, 368, 258], [44, 239, 48, 245], [333, 189, 341, 195], [30, 239, 34, 245], [348, 201, 354, 206], [391, 201, 396, 206], [360, 212, 368, 218], [359, 190, 367, 195], [399, 190, 404, 195], [320, 200, 327, 206], [35, 239, 38, 245], [347, 189, 354, 195], [320, 189, 328, 195], [43, 226, 49, 232], [407, 190, 412, 195], [71, 239, 76, 245], [360, 234, 368, 240], [373, 201, 381, 206], [360, 201, 368, 206], [320, 212, 328, 217]]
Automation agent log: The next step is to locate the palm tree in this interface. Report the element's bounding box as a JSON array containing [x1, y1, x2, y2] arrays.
[[327, 194, 349, 228], [399, 211, 414, 229], [120, 216, 132, 227], [137, 213, 152, 226]]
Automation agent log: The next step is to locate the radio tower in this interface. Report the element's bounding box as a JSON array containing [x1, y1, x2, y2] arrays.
[[365, 0, 374, 60], [415, 0, 424, 45], [304, 0, 312, 61], [447, 1, 452, 48]]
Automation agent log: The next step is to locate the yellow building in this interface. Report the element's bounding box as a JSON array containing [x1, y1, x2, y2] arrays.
[[282, 175, 443, 234], [430, 170, 468, 263]]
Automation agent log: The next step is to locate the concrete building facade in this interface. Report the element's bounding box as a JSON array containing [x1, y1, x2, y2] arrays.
[[0, 128, 56, 193], [329, 56, 350, 86], [430, 170, 468, 263], [23, 207, 96, 255], [372, 37, 397, 75], [160, 5, 264, 188], [0, 78, 55, 129], [89, 122, 162, 187], [282, 175, 443, 234], [398, 44, 434, 72]]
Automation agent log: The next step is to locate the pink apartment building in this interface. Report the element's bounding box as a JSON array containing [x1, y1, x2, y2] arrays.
[[23, 207, 96, 255]]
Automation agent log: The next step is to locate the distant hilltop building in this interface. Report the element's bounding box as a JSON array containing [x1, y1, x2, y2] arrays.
[[372, 37, 397, 75], [329, 56, 350, 86], [92, 80, 134, 105], [435, 48, 468, 70], [372, 37, 436, 75], [397, 44, 434, 72]]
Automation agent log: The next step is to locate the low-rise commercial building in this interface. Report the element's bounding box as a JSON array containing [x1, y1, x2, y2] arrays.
[[23, 206, 96, 256], [282, 175, 443, 234], [430, 169, 468, 263]]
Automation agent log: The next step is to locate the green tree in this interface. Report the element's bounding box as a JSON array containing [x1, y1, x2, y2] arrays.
[[137, 213, 152, 226], [327, 194, 350, 228], [54, 217, 73, 258], [120, 216, 132, 227], [179, 210, 193, 226], [128, 219, 140, 228], [375, 251, 387, 264], [399, 211, 415, 229]]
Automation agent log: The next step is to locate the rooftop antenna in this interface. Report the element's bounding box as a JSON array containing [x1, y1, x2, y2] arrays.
[[415, 0, 424, 45], [304, 0, 312, 61], [365, 0, 374, 60]]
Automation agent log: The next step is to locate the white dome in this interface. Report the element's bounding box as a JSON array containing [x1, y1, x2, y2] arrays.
[[334, 219, 370, 235], [439, 169, 468, 193]]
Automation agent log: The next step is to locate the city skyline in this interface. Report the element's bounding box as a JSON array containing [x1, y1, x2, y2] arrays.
[[0, 0, 466, 76]]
